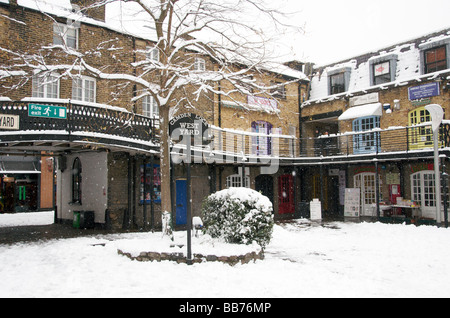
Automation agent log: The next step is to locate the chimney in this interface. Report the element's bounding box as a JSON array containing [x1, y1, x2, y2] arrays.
[[70, 0, 105, 22]]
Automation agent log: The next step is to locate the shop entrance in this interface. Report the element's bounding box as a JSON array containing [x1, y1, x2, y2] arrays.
[[176, 179, 187, 225], [278, 174, 294, 214], [255, 175, 274, 206], [354, 172, 381, 217], [0, 176, 38, 213]]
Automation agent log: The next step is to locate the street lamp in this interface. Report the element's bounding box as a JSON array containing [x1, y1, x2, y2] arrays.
[[425, 104, 444, 225]]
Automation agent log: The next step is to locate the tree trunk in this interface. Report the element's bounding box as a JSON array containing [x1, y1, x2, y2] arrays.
[[159, 104, 172, 215]]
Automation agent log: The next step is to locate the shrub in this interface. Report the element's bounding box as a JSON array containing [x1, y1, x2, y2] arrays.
[[201, 187, 274, 248]]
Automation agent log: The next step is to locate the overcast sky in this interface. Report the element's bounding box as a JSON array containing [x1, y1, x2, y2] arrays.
[[278, 0, 450, 66]]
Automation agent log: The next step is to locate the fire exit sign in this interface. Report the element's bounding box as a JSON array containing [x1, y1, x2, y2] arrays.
[[28, 104, 67, 119]]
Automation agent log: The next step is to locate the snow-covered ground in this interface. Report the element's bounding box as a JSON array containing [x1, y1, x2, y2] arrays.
[[1, 211, 450, 298]]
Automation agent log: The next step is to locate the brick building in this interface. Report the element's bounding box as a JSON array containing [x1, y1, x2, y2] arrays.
[[0, 0, 306, 229], [300, 28, 450, 223]]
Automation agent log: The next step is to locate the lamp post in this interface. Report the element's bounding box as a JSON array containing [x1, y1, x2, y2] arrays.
[[425, 104, 444, 225]]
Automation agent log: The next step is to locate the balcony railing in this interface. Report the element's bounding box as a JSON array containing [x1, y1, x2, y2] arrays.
[[0, 100, 158, 151], [300, 121, 450, 158], [1, 100, 449, 161]]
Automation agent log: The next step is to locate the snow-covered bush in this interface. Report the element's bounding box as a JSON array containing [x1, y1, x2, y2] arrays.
[[201, 187, 274, 249]]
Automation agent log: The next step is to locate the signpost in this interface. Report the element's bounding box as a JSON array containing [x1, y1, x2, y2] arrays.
[[425, 104, 444, 225], [170, 113, 210, 265], [28, 104, 67, 119]]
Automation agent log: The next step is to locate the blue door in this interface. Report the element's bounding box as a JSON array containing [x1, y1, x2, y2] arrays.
[[176, 180, 187, 225]]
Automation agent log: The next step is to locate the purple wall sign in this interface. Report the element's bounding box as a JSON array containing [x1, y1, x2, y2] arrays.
[[408, 82, 440, 100]]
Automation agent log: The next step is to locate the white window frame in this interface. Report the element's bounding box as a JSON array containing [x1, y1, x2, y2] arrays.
[[72, 76, 96, 103], [354, 172, 381, 217], [142, 95, 158, 117], [32, 73, 60, 99], [194, 58, 206, 71], [53, 22, 78, 49], [147, 47, 160, 62], [226, 174, 250, 188], [143, 95, 159, 129]]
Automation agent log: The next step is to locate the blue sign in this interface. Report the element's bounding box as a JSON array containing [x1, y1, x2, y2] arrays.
[[408, 82, 440, 100]]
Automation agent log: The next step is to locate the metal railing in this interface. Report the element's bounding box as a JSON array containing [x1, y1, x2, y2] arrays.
[[0, 100, 158, 149], [2, 100, 449, 160], [300, 122, 450, 158]]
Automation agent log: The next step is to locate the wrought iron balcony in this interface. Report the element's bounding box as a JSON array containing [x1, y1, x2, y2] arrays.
[[0, 100, 159, 154]]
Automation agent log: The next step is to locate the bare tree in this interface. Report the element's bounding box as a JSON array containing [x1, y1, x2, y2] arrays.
[[0, 0, 301, 216]]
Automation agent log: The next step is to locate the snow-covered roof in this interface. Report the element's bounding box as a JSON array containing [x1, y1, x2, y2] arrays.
[[16, 0, 158, 42], [15, 0, 305, 80], [304, 28, 450, 105]]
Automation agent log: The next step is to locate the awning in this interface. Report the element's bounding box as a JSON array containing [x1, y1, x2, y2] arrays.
[[0, 161, 40, 174], [338, 103, 382, 121]]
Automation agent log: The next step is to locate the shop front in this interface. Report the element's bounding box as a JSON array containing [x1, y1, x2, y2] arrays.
[[0, 157, 41, 213]]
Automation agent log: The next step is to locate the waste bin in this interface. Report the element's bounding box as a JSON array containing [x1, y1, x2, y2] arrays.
[[80, 211, 95, 229], [73, 211, 81, 229]]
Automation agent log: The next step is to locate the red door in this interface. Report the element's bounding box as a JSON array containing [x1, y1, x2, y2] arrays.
[[278, 175, 294, 214]]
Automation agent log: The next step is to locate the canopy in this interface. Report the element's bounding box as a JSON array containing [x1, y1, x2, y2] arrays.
[[338, 103, 382, 121]]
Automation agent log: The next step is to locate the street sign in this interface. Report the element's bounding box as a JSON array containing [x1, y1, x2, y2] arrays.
[[408, 82, 440, 101], [0, 114, 19, 130], [169, 112, 209, 138], [28, 104, 67, 119]]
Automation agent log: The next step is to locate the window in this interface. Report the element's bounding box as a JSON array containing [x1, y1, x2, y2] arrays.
[[72, 76, 96, 103], [373, 61, 391, 85], [352, 116, 380, 154], [270, 81, 286, 99], [143, 96, 159, 118], [329, 73, 346, 94], [72, 158, 82, 204], [424, 46, 447, 74], [226, 174, 250, 188], [53, 23, 78, 49], [32, 74, 60, 99], [408, 107, 433, 150], [140, 164, 161, 204], [194, 58, 206, 71], [251, 121, 272, 156], [369, 54, 398, 86], [147, 47, 159, 62]]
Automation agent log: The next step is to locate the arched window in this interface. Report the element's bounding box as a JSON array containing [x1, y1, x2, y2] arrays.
[[72, 157, 82, 204], [408, 107, 433, 150]]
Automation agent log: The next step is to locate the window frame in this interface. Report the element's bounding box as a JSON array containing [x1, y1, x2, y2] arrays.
[[251, 120, 272, 156], [194, 58, 206, 71], [72, 76, 96, 103], [147, 47, 160, 63], [226, 174, 250, 188], [424, 46, 447, 74], [329, 73, 346, 95], [372, 61, 391, 85], [352, 115, 381, 154], [270, 81, 286, 99], [53, 22, 79, 49], [32, 73, 60, 99], [72, 157, 82, 204]]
